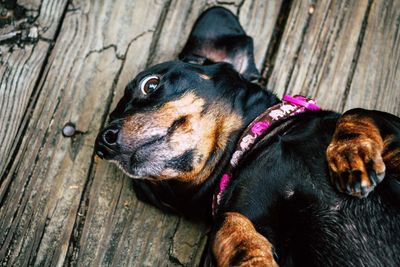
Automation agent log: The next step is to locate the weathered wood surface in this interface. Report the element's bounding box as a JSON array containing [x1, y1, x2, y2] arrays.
[[0, 0, 399, 266], [343, 0, 400, 114], [0, 0, 68, 192]]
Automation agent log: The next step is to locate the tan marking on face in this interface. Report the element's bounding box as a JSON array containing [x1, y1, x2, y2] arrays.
[[171, 105, 242, 184], [120, 92, 243, 184], [121, 92, 205, 141], [162, 100, 242, 184], [213, 212, 278, 267], [199, 73, 211, 80]]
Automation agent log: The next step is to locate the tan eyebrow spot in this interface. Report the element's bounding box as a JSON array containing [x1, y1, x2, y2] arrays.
[[199, 73, 211, 80]]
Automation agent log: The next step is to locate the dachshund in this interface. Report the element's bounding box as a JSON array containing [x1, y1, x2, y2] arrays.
[[95, 7, 400, 267]]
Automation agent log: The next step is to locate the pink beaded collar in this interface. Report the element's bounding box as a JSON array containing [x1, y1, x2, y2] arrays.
[[212, 95, 320, 216]]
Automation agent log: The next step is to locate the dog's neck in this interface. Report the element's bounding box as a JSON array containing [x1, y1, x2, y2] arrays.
[[212, 95, 321, 215], [240, 85, 281, 127]]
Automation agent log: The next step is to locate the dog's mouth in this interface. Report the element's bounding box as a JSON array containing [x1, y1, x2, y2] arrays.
[[108, 159, 140, 178], [107, 135, 170, 179], [108, 158, 159, 180]]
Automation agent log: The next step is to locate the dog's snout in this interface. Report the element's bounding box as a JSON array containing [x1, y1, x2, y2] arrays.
[[103, 127, 119, 146], [95, 124, 121, 159]]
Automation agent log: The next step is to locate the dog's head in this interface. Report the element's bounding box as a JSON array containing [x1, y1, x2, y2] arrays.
[[95, 7, 277, 213]]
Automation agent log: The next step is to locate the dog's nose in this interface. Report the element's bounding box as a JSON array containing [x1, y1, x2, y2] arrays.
[[95, 124, 121, 159]]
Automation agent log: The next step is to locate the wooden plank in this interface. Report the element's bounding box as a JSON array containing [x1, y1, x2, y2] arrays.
[[343, 0, 400, 115], [147, 0, 209, 65], [239, 0, 283, 70], [73, 159, 208, 266], [0, 0, 170, 265], [267, 0, 371, 111], [0, 0, 68, 191]]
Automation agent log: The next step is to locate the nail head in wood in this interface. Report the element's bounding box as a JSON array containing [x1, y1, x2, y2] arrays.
[[62, 123, 76, 137]]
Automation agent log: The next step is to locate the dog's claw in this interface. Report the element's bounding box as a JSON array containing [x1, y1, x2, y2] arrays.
[[353, 180, 361, 194], [369, 170, 379, 186]]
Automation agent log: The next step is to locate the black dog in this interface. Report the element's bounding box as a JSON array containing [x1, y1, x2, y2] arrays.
[[95, 7, 400, 267]]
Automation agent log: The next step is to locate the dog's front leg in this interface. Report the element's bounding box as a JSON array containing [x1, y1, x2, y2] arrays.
[[327, 108, 400, 197], [212, 212, 278, 267]]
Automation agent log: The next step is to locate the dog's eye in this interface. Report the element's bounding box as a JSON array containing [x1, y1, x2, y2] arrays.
[[140, 75, 160, 95]]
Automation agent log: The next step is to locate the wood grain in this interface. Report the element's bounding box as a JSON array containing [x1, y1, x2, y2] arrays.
[[343, 0, 400, 115], [267, 0, 370, 111], [0, 0, 68, 190], [239, 0, 283, 70], [1, 0, 399, 266], [0, 0, 168, 265]]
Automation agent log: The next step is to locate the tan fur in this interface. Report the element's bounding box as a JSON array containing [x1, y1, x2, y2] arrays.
[[199, 47, 227, 62], [120, 92, 242, 184], [196, 45, 248, 75], [213, 212, 278, 267], [165, 97, 242, 184], [327, 115, 385, 194], [383, 135, 400, 176], [199, 73, 211, 80]]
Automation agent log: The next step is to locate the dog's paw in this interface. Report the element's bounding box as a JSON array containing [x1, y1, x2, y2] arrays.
[[213, 212, 278, 267], [327, 137, 386, 198]]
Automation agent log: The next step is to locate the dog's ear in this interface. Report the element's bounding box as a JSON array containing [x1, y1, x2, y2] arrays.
[[179, 7, 259, 81]]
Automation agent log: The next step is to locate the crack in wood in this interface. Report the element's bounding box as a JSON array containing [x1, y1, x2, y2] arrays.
[[0, 1, 70, 265], [260, 0, 294, 88], [340, 0, 373, 112], [63, 25, 150, 265], [281, 1, 315, 95], [146, 0, 173, 67], [0, 0, 70, 182], [0, 0, 55, 47], [168, 218, 186, 267], [84, 30, 154, 61], [64, 156, 95, 266], [216, 1, 241, 6], [236, 0, 246, 17]]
